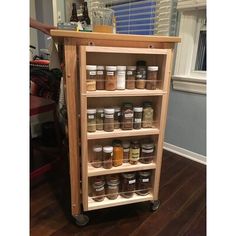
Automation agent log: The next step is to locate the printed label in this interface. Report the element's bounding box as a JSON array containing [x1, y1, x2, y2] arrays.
[[95, 187, 104, 191], [129, 179, 136, 184], [105, 114, 114, 118], [127, 71, 133, 75], [142, 148, 154, 153], [97, 71, 104, 75], [107, 71, 114, 76], [130, 148, 140, 161], [88, 115, 95, 119], [134, 118, 142, 123], [101, 114, 104, 117], [117, 112, 121, 116], [89, 71, 96, 76], [142, 178, 149, 183], [124, 113, 133, 118]]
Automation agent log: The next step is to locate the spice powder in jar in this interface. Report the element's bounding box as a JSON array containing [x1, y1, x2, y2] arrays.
[[133, 106, 143, 129], [146, 66, 158, 90], [102, 146, 113, 169], [106, 174, 120, 200], [114, 107, 121, 129], [87, 109, 96, 132], [86, 65, 97, 91], [129, 140, 140, 165], [121, 103, 134, 130], [126, 66, 136, 89], [96, 108, 104, 131], [96, 65, 105, 90], [104, 108, 115, 132], [135, 60, 146, 89], [92, 176, 105, 202], [142, 102, 154, 128], [136, 171, 151, 196], [105, 66, 117, 91], [112, 140, 123, 167], [92, 145, 103, 168], [140, 140, 155, 164], [121, 172, 136, 198]]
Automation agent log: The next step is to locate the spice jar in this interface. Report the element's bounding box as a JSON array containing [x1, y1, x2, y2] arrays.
[[121, 172, 136, 198], [140, 140, 155, 164], [122, 141, 130, 163], [103, 146, 113, 169], [126, 66, 136, 89], [92, 145, 103, 168], [106, 174, 120, 200], [142, 102, 154, 128], [129, 140, 140, 165], [96, 65, 105, 90], [114, 107, 121, 129], [87, 109, 96, 132], [116, 66, 126, 90], [112, 140, 123, 167], [146, 66, 158, 90], [133, 107, 143, 129], [92, 176, 105, 202], [105, 66, 117, 91], [136, 171, 151, 196], [135, 60, 146, 89], [86, 65, 97, 91], [96, 108, 104, 131], [121, 103, 133, 130], [104, 108, 115, 132]]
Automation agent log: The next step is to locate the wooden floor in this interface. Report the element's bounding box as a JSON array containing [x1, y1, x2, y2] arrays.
[[30, 150, 206, 236]]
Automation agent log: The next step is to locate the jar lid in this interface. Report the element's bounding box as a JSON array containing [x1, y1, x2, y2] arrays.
[[106, 66, 117, 71], [97, 65, 105, 70], [93, 176, 105, 186], [117, 66, 126, 71], [136, 60, 146, 66], [96, 108, 104, 113], [122, 141, 130, 148], [114, 106, 121, 112], [86, 65, 97, 70], [143, 101, 153, 107], [148, 66, 158, 71], [93, 145, 102, 152], [106, 174, 120, 185], [122, 172, 135, 178], [122, 102, 133, 108], [127, 66, 136, 70], [112, 140, 122, 147], [131, 140, 140, 145], [103, 146, 113, 153], [141, 142, 154, 149], [87, 108, 96, 114], [104, 108, 115, 114], [92, 181, 105, 188], [138, 171, 151, 177], [134, 107, 143, 112]]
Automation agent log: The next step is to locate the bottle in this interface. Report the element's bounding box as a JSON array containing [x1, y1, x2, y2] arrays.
[[82, 1, 91, 26], [70, 3, 79, 23]]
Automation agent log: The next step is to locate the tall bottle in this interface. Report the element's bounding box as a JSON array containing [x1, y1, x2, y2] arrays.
[[82, 1, 91, 25], [70, 3, 79, 23]]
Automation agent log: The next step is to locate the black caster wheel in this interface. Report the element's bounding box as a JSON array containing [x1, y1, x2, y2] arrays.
[[150, 200, 160, 212], [74, 214, 89, 226]]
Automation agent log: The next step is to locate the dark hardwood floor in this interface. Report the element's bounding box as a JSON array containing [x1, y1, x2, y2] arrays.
[[30, 150, 206, 236]]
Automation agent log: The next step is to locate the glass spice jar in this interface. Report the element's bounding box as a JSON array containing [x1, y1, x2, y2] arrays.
[[140, 140, 155, 164], [112, 140, 123, 167], [104, 108, 115, 132], [122, 141, 130, 163], [116, 66, 126, 90], [136, 171, 151, 196], [126, 66, 136, 89], [133, 107, 143, 129], [92, 145, 103, 168], [121, 103, 134, 130], [96, 65, 105, 90], [142, 102, 154, 128], [106, 174, 120, 200], [105, 66, 117, 91], [135, 60, 146, 89], [86, 65, 97, 91], [103, 146, 113, 169], [87, 109, 96, 132], [96, 108, 104, 131], [92, 176, 105, 202], [114, 107, 121, 129], [146, 66, 158, 90], [121, 172, 136, 198], [129, 140, 140, 165]]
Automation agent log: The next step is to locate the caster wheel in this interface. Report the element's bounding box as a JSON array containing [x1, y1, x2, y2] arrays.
[[74, 214, 89, 226], [150, 200, 160, 212]]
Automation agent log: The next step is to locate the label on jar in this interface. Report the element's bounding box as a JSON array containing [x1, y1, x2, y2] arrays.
[[123, 148, 130, 153], [127, 71, 133, 75], [129, 179, 136, 184], [107, 71, 115, 76], [130, 148, 140, 161], [142, 178, 149, 183], [89, 71, 96, 76], [142, 148, 154, 153], [105, 114, 114, 118], [101, 114, 104, 117], [124, 113, 133, 118], [95, 186, 104, 191], [88, 115, 95, 119], [134, 118, 142, 123], [97, 71, 104, 75], [117, 112, 121, 116]]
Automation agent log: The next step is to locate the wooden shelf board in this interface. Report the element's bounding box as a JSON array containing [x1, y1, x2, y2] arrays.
[[87, 193, 153, 211], [88, 162, 156, 177], [84, 89, 166, 97], [87, 128, 160, 140]]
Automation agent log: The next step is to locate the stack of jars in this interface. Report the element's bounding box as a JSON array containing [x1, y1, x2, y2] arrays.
[[86, 62, 159, 91], [87, 101, 154, 133], [91, 171, 152, 202]]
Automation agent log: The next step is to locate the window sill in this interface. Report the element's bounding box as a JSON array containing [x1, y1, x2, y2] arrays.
[[172, 75, 206, 94]]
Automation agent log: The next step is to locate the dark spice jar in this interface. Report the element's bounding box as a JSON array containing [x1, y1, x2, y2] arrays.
[[126, 66, 136, 89], [121, 172, 136, 198], [121, 103, 133, 130], [146, 66, 158, 90], [92, 176, 105, 202], [135, 60, 146, 89], [96, 108, 104, 131], [129, 140, 140, 165], [140, 140, 155, 164], [106, 174, 120, 200], [114, 107, 121, 129], [136, 171, 151, 196], [122, 141, 130, 163], [133, 107, 143, 129]]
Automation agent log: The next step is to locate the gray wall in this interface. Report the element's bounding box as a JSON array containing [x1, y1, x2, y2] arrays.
[[165, 87, 206, 156]]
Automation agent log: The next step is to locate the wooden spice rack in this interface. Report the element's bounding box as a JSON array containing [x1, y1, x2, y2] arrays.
[[51, 30, 180, 225]]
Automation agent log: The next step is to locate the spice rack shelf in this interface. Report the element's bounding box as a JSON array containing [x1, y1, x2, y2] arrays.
[[87, 193, 153, 211], [88, 162, 156, 177], [51, 30, 180, 222], [87, 128, 160, 140]]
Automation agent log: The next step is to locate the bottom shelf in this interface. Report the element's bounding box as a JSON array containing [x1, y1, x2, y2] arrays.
[[87, 193, 153, 211]]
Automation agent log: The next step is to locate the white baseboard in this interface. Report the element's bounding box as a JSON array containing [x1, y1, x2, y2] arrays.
[[163, 142, 206, 165]]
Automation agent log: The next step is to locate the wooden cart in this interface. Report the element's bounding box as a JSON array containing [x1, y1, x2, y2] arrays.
[[51, 30, 180, 226]]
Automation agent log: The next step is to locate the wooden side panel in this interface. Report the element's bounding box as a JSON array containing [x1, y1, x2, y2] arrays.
[[64, 38, 81, 216]]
